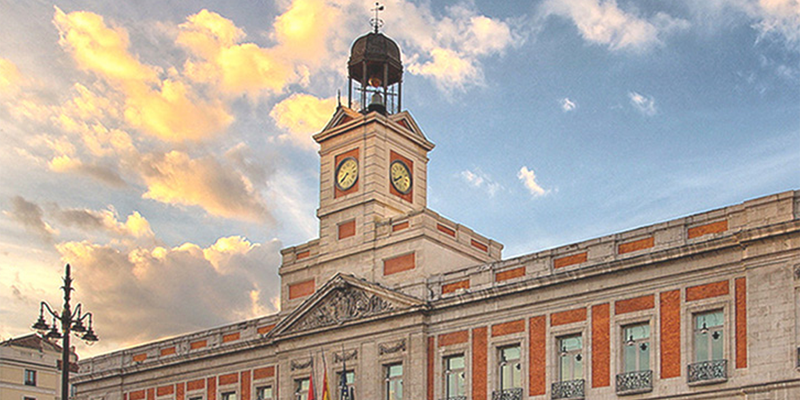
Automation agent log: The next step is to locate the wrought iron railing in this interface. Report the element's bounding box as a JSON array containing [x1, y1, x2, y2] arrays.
[[687, 359, 727, 384], [551, 379, 584, 399], [615, 370, 653, 394], [491, 388, 522, 400]]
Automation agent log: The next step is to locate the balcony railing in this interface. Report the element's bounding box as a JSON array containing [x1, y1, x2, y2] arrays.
[[551, 379, 584, 399], [687, 359, 727, 384], [616, 370, 653, 395], [491, 388, 522, 400]]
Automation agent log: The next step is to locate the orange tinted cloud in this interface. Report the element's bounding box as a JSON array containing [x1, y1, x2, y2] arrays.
[[139, 151, 269, 221], [0, 58, 23, 93], [270, 93, 336, 150], [53, 7, 232, 141]]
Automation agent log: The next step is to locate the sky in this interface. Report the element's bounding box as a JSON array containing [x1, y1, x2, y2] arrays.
[[0, 0, 798, 357]]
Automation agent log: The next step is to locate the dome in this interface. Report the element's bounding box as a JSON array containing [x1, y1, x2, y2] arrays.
[[348, 32, 403, 87]]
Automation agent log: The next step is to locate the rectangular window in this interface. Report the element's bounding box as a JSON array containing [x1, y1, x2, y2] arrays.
[[188, 397, 203, 400], [336, 370, 354, 400], [444, 354, 466, 398], [558, 335, 583, 382], [385, 363, 403, 400], [221, 392, 236, 400], [498, 345, 522, 390], [694, 310, 724, 362], [24, 369, 36, 386], [295, 379, 310, 400], [622, 323, 650, 373], [255, 387, 272, 400]]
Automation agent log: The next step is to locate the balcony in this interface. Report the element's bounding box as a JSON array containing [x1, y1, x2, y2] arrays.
[[551, 379, 584, 399], [615, 370, 653, 395], [491, 388, 522, 400], [687, 359, 727, 385]]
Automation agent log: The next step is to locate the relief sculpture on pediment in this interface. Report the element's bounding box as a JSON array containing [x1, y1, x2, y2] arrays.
[[290, 285, 394, 332]]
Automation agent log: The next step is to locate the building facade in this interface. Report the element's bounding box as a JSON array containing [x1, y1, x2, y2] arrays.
[[73, 29, 800, 400], [1, 334, 75, 400]]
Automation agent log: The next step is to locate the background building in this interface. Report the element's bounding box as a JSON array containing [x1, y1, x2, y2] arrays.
[[1, 334, 77, 400], [72, 28, 800, 400]]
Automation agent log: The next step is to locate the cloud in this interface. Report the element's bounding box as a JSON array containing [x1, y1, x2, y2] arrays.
[[4, 196, 57, 242], [561, 97, 577, 111], [541, 0, 688, 51], [628, 91, 657, 116], [0, 58, 23, 94], [55, 236, 281, 346], [517, 166, 550, 197], [48, 155, 127, 187], [53, 207, 154, 239], [270, 94, 337, 150], [139, 151, 271, 222], [460, 168, 503, 197], [53, 7, 233, 142]]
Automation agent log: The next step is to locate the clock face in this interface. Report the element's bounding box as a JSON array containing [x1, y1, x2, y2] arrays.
[[335, 157, 359, 191], [390, 160, 412, 194]]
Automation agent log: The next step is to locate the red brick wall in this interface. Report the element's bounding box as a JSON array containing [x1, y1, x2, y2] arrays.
[[176, 383, 185, 400], [735, 277, 747, 369], [442, 280, 470, 294], [660, 290, 681, 379], [688, 220, 727, 239], [529, 316, 546, 396], [190, 340, 207, 350], [618, 237, 654, 254], [160, 347, 176, 356], [686, 280, 729, 301], [222, 332, 240, 343], [146, 389, 154, 400], [439, 330, 469, 347], [187, 379, 204, 391], [392, 221, 409, 232], [334, 148, 359, 199], [615, 294, 655, 315], [241, 371, 251, 400], [471, 240, 489, 252], [495, 267, 525, 282], [437, 224, 456, 237], [338, 220, 356, 239], [253, 366, 275, 380], [491, 319, 525, 337], [296, 250, 310, 260], [427, 336, 435, 400], [472, 327, 488, 400], [551, 308, 587, 326], [157, 386, 174, 397], [219, 373, 238, 386], [554, 252, 587, 269], [207, 378, 216, 400], [132, 353, 147, 362], [591, 304, 610, 388], [289, 279, 315, 299], [383, 253, 415, 275], [257, 324, 275, 335], [129, 391, 145, 400]]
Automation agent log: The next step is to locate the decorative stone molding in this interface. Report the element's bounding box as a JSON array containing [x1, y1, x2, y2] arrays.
[[334, 349, 358, 363], [793, 264, 800, 280], [291, 358, 313, 371], [378, 339, 406, 355], [289, 285, 394, 333]]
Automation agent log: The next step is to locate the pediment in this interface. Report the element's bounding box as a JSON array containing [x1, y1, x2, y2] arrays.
[[268, 274, 426, 338]]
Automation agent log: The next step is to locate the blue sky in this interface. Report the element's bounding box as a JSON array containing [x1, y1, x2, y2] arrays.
[[0, 0, 797, 356]]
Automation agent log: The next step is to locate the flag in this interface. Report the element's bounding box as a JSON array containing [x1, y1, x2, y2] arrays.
[[308, 362, 316, 400], [339, 349, 349, 400], [321, 352, 331, 400]]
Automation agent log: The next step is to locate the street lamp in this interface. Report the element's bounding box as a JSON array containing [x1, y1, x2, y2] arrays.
[[31, 264, 99, 400]]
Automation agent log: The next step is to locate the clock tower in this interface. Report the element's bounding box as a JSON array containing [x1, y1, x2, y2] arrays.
[[278, 25, 503, 313]]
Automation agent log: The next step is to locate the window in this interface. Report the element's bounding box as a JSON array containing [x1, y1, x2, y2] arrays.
[[558, 335, 583, 382], [498, 345, 522, 390], [694, 311, 724, 362], [188, 396, 203, 400], [336, 370, 354, 400], [295, 379, 310, 400], [385, 363, 403, 400], [24, 369, 36, 386], [443, 354, 465, 398], [221, 392, 236, 400], [622, 324, 650, 372], [255, 387, 272, 400]]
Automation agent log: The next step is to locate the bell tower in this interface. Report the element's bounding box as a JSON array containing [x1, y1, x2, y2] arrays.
[[277, 7, 502, 313]]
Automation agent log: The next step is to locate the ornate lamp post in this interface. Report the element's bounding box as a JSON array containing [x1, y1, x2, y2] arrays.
[[31, 264, 99, 400]]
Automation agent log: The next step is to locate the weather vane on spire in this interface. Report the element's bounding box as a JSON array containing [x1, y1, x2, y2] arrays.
[[371, 2, 385, 33]]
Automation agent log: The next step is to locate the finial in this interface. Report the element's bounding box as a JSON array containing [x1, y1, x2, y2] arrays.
[[371, 2, 385, 33], [337, 89, 341, 108]]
